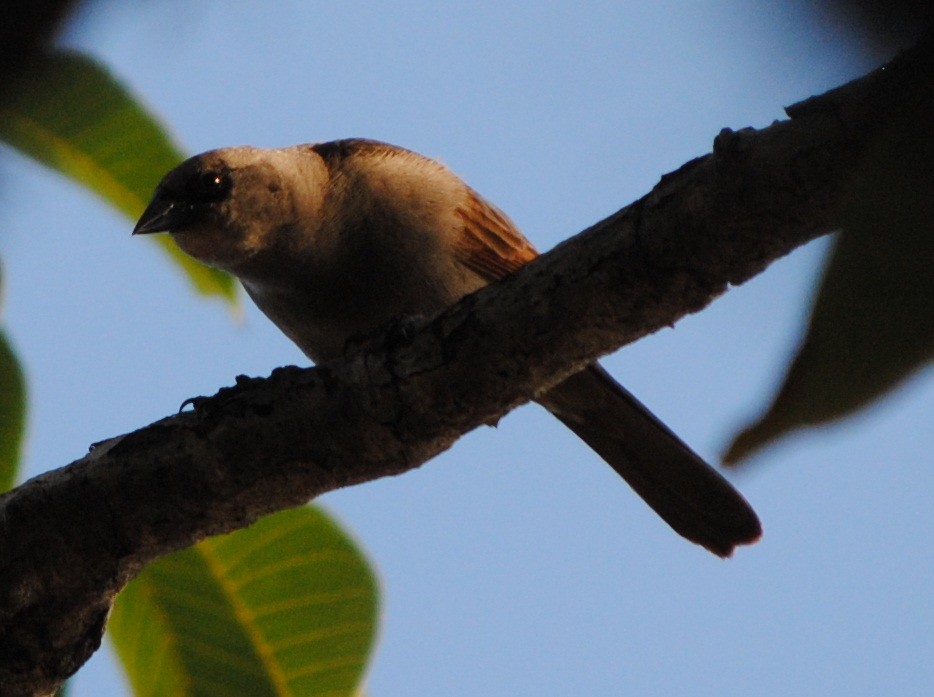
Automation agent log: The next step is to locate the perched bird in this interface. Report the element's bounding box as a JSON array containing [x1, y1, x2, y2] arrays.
[[134, 139, 761, 556]]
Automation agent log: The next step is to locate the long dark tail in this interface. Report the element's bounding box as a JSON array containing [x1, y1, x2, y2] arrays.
[[537, 364, 761, 556]]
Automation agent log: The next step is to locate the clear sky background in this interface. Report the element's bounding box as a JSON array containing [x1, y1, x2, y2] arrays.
[[1, 1, 932, 696]]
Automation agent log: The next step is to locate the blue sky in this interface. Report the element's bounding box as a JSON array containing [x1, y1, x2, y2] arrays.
[[2, 2, 932, 695]]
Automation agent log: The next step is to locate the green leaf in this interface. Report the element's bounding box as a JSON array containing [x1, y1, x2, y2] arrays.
[[0, 49, 236, 302], [0, 261, 27, 493], [0, 328, 26, 493], [725, 108, 934, 463], [109, 506, 380, 697]]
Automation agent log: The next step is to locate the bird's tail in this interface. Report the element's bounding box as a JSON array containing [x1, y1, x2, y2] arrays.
[[537, 364, 761, 556]]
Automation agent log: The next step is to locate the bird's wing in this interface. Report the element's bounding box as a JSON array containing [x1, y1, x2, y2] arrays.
[[453, 187, 539, 281]]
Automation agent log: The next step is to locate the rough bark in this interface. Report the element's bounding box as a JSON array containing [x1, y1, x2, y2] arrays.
[[1, 31, 932, 697]]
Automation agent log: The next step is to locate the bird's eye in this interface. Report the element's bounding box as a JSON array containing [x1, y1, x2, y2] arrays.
[[192, 169, 232, 202]]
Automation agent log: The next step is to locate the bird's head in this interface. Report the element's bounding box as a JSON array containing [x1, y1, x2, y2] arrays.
[[134, 146, 327, 273]]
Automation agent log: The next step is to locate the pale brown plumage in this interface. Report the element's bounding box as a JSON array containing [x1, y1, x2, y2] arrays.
[[134, 138, 761, 556]]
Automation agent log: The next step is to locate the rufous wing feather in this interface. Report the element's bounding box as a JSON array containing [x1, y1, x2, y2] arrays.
[[453, 187, 539, 281]]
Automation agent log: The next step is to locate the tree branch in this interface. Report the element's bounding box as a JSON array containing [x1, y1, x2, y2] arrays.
[[2, 32, 932, 697]]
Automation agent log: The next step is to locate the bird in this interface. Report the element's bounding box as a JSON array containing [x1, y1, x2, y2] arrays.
[[134, 138, 761, 556]]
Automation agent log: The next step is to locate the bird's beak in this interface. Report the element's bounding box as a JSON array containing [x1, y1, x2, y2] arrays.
[[132, 195, 192, 235]]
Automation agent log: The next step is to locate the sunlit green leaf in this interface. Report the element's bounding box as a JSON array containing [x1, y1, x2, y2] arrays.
[[109, 506, 380, 697], [726, 109, 934, 463], [0, 49, 236, 302], [0, 328, 26, 493], [0, 261, 26, 493]]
